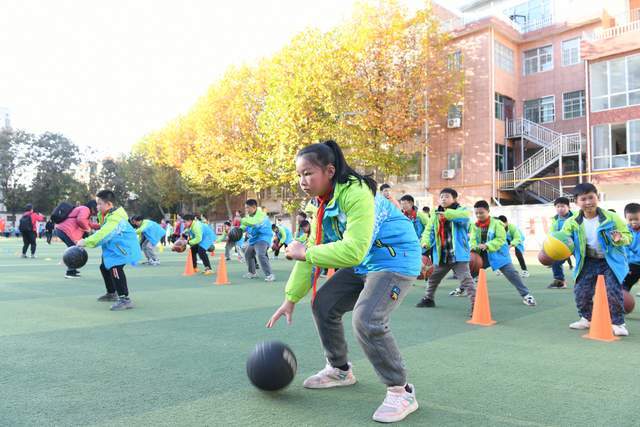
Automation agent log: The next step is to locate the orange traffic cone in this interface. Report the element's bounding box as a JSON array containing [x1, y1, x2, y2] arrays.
[[467, 269, 496, 326], [327, 268, 335, 278], [183, 250, 196, 276], [215, 254, 230, 285], [583, 275, 618, 342]]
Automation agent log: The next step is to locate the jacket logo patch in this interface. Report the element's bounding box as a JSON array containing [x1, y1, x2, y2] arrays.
[[390, 286, 401, 301]]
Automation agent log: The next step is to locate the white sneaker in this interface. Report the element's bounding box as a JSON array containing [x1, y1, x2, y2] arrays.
[[520, 270, 530, 278], [613, 324, 629, 336], [569, 317, 591, 330], [302, 363, 357, 389], [495, 270, 503, 276], [242, 272, 258, 279], [372, 383, 419, 423], [264, 274, 275, 282], [522, 294, 537, 306], [636, 291, 640, 297], [448, 287, 465, 297]]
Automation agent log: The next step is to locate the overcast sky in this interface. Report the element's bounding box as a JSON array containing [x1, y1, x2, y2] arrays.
[[0, 0, 466, 156]]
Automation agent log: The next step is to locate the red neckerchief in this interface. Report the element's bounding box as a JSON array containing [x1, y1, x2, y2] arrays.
[[476, 218, 491, 228], [404, 207, 417, 221], [311, 188, 333, 302], [438, 214, 447, 248]]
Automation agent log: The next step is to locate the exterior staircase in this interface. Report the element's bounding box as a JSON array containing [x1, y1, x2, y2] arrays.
[[498, 118, 584, 203]]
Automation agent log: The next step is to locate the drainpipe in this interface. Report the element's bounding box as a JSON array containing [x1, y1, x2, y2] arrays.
[[584, 58, 591, 182], [490, 27, 496, 203]]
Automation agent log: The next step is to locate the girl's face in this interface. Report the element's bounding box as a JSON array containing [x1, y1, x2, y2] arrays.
[[296, 156, 335, 197]]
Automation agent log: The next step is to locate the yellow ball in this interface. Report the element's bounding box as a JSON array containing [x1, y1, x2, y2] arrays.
[[543, 232, 574, 261]]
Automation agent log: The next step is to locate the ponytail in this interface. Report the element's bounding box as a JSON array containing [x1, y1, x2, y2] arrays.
[[297, 140, 377, 195]]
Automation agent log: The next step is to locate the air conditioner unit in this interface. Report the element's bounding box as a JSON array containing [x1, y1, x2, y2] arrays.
[[447, 118, 461, 128], [441, 169, 456, 179]]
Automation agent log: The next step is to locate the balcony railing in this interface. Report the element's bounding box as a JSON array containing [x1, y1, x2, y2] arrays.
[[590, 9, 640, 41], [441, 12, 553, 34]]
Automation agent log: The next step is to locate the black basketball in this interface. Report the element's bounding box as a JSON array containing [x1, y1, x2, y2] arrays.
[[246, 341, 297, 391], [63, 246, 88, 269], [228, 227, 243, 243]]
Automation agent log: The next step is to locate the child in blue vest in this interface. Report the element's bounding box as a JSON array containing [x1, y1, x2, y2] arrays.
[[130, 215, 165, 266], [77, 190, 142, 311], [469, 201, 536, 306], [559, 183, 632, 337], [622, 203, 640, 295], [497, 215, 529, 278], [241, 200, 274, 281], [183, 214, 215, 275], [271, 223, 293, 257], [547, 197, 575, 288]]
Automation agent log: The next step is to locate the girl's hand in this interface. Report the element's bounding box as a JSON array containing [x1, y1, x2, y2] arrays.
[[478, 243, 488, 250], [76, 239, 85, 247], [285, 241, 307, 261], [266, 300, 296, 328], [611, 231, 622, 243]]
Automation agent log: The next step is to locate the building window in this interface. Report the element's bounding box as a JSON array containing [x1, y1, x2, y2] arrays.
[[523, 45, 553, 75], [494, 41, 514, 73], [562, 90, 585, 119], [495, 144, 513, 171], [447, 152, 462, 170], [503, 0, 552, 32], [448, 50, 462, 71], [590, 53, 640, 112], [495, 93, 514, 121], [447, 104, 462, 120], [592, 120, 640, 170], [524, 96, 555, 123], [561, 37, 581, 66]]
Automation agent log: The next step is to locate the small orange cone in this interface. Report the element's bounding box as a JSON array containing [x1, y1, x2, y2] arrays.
[[583, 275, 618, 342], [327, 268, 335, 278], [183, 250, 196, 276], [467, 269, 496, 326], [215, 254, 230, 285]]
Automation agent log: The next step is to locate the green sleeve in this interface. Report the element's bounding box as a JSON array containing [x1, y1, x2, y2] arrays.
[[487, 222, 507, 252], [550, 216, 558, 232], [278, 226, 286, 241], [285, 184, 374, 303], [421, 219, 434, 248], [443, 207, 470, 220], [469, 224, 478, 251], [84, 215, 118, 248], [189, 221, 203, 245], [613, 214, 632, 246], [509, 224, 523, 247], [559, 218, 577, 239], [240, 210, 266, 229]]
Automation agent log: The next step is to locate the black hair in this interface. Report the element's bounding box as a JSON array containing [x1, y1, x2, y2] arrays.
[[245, 199, 258, 207], [440, 188, 458, 199], [224, 220, 231, 226], [300, 220, 310, 229], [625, 203, 640, 215], [474, 200, 490, 210], [572, 183, 598, 197], [96, 189, 117, 205], [422, 206, 430, 213], [131, 215, 144, 222], [297, 212, 307, 219], [182, 214, 195, 221], [380, 183, 391, 191], [297, 140, 377, 195], [25, 203, 33, 211], [85, 200, 97, 212], [497, 215, 508, 223], [554, 197, 570, 207], [608, 209, 616, 213], [271, 224, 279, 230], [400, 194, 415, 204]]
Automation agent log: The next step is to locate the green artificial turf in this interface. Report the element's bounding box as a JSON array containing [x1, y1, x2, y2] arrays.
[[1, 238, 639, 426]]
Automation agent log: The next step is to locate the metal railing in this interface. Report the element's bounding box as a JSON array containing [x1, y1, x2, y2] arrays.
[[590, 9, 640, 41], [527, 180, 559, 202], [440, 12, 552, 34], [506, 118, 561, 148]]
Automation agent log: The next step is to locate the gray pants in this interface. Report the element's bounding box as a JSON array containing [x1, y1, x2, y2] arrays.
[[245, 241, 271, 276], [225, 240, 244, 261], [141, 237, 158, 262], [312, 267, 413, 387], [425, 261, 475, 303], [498, 263, 529, 297]]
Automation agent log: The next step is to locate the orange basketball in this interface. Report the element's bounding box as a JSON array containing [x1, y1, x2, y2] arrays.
[[172, 239, 187, 253], [623, 289, 635, 314], [537, 249, 554, 266], [417, 255, 434, 280], [469, 251, 484, 276]]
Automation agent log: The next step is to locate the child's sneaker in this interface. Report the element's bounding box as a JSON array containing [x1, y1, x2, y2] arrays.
[[21, 254, 27, 258], [522, 294, 537, 306], [495, 270, 503, 276], [97, 292, 118, 302], [520, 270, 530, 278], [264, 274, 276, 282], [415, 297, 435, 308], [613, 324, 629, 336], [150, 260, 160, 266], [372, 384, 419, 423], [569, 317, 591, 329], [449, 287, 466, 297], [65, 273, 80, 279], [30, 254, 37, 259], [303, 363, 356, 389], [193, 268, 200, 273], [547, 280, 567, 289], [110, 297, 134, 311], [243, 272, 258, 279], [203, 268, 214, 276]]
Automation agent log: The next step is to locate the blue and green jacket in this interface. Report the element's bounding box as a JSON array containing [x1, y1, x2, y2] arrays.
[[241, 208, 273, 245], [285, 178, 421, 303], [85, 207, 142, 269], [188, 219, 215, 251], [625, 225, 640, 265], [551, 211, 575, 232], [136, 219, 165, 246], [559, 208, 632, 284], [421, 205, 471, 264], [274, 225, 293, 245], [505, 223, 525, 253], [469, 218, 511, 271]]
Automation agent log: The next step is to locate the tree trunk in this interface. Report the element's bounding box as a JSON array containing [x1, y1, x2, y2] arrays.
[[223, 193, 232, 219], [157, 203, 166, 219]]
